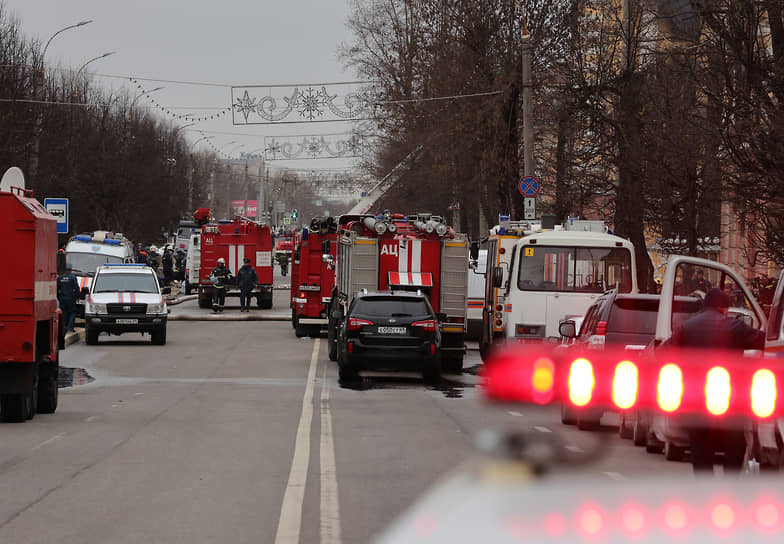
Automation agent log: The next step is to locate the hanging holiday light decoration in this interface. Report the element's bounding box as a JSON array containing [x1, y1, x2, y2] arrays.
[[130, 78, 231, 123], [263, 132, 371, 160]]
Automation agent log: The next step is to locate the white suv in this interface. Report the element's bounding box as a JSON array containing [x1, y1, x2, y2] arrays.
[[84, 264, 170, 345]]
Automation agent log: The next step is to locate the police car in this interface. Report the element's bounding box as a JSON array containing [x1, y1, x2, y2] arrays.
[[83, 264, 170, 345]]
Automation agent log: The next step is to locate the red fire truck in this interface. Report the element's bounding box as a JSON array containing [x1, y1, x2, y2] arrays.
[[0, 175, 62, 422], [197, 217, 274, 309], [326, 213, 469, 373], [290, 217, 338, 337]]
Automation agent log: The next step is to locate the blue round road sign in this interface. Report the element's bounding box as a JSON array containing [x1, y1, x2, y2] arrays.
[[519, 176, 540, 197]]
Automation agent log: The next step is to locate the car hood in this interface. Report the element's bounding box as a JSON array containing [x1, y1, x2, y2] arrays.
[[88, 292, 164, 305]]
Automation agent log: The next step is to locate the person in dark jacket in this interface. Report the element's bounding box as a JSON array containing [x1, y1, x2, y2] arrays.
[[162, 248, 174, 287], [57, 264, 81, 332], [236, 257, 258, 312], [210, 257, 233, 313], [668, 288, 765, 472]]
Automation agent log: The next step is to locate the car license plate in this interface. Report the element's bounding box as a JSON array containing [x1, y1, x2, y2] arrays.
[[116, 318, 138, 324], [377, 326, 406, 334]]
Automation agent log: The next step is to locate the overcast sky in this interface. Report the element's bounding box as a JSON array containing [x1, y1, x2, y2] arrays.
[[4, 0, 361, 171]]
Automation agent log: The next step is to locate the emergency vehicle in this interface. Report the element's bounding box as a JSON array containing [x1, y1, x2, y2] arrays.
[[327, 213, 469, 373], [64, 231, 135, 316], [490, 220, 637, 347], [0, 170, 62, 422], [274, 232, 295, 259], [478, 219, 542, 359], [466, 249, 487, 341], [197, 217, 274, 309], [183, 230, 201, 295], [290, 216, 337, 337]]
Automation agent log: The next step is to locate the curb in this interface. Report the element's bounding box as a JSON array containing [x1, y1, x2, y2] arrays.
[[168, 313, 291, 322]]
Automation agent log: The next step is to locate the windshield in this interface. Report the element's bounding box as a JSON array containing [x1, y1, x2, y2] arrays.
[[92, 273, 159, 294], [351, 297, 431, 318], [517, 245, 633, 293], [66, 252, 124, 276]]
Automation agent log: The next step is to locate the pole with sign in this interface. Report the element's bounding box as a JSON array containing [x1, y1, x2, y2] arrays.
[[44, 198, 69, 234]]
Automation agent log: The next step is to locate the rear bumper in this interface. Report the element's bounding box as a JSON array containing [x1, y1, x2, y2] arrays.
[[298, 318, 327, 325], [346, 342, 438, 369], [86, 314, 167, 333]]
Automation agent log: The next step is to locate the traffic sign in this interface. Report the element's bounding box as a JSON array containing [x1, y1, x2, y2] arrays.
[[283, 216, 291, 225], [524, 197, 536, 220], [518, 176, 540, 197], [44, 198, 69, 234]]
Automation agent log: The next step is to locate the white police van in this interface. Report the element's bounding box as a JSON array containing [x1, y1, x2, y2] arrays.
[[84, 263, 169, 345]]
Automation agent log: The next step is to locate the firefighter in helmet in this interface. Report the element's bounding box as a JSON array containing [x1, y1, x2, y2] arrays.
[[209, 257, 233, 313]]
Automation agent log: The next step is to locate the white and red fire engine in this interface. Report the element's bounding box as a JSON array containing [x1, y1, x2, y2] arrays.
[[197, 215, 274, 309], [290, 216, 338, 337], [0, 169, 62, 422], [327, 213, 469, 373]]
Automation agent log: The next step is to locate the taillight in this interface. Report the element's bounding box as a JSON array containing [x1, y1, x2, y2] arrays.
[[595, 321, 607, 335], [751, 369, 777, 418], [705, 366, 731, 416], [348, 318, 373, 331], [657, 364, 683, 412], [532, 357, 555, 404], [412, 319, 437, 332], [347, 341, 354, 354], [612, 361, 638, 410], [429, 343, 436, 356], [568, 358, 594, 406]]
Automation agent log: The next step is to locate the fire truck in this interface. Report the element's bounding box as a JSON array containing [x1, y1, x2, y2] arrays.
[[197, 217, 274, 309], [327, 213, 469, 373], [0, 170, 62, 422], [290, 216, 338, 337]]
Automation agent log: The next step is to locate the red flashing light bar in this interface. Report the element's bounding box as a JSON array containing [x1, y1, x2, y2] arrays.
[[482, 346, 784, 419]]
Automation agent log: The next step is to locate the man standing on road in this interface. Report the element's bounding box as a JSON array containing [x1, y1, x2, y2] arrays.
[[668, 288, 765, 472], [209, 257, 232, 313], [162, 247, 174, 287], [278, 252, 289, 277], [237, 257, 258, 313], [57, 263, 80, 333]]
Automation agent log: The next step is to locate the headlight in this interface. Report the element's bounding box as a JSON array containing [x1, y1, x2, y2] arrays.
[[147, 302, 166, 314], [87, 302, 107, 314]]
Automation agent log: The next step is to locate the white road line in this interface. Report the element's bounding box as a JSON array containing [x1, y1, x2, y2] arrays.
[[507, 410, 522, 417], [84, 415, 99, 423], [603, 471, 626, 481], [320, 364, 342, 544], [565, 445, 584, 454], [274, 338, 320, 544], [534, 426, 552, 433], [32, 433, 66, 451]]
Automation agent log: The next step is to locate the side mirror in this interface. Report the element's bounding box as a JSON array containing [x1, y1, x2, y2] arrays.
[[331, 310, 344, 321], [470, 241, 480, 261], [493, 267, 504, 288], [161, 286, 172, 295], [322, 239, 331, 255], [559, 320, 577, 338]]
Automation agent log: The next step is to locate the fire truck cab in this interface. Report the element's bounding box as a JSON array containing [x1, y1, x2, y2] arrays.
[[197, 218, 274, 309], [327, 213, 469, 373], [0, 175, 62, 422], [291, 216, 338, 337]]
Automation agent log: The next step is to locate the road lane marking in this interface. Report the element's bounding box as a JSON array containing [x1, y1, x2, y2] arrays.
[[565, 445, 584, 454], [603, 471, 626, 481], [32, 433, 66, 451], [534, 426, 552, 433], [320, 364, 342, 544], [84, 415, 99, 423], [507, 411, 522, 417], [274, 338, 320, 544]]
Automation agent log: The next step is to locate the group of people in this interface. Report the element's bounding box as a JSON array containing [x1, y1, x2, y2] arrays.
[[209, 257, 258, 313], [135, 243, 186, 287]]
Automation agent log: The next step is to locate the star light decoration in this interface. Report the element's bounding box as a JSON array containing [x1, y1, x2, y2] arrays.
[[231, 83, 374, 125], [263, 133, 371, 160]]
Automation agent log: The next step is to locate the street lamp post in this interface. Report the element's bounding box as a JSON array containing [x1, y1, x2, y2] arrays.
[[72, 51, 115, 99], [129, 85, 164, 120], [29, 20, 93, 185]]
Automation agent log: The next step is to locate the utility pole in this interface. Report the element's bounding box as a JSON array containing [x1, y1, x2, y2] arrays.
[[521, 30, 534, 183], [257, 156, 265, 223]]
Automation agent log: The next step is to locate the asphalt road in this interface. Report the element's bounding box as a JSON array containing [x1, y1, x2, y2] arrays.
[[0, 284, 691, 543]]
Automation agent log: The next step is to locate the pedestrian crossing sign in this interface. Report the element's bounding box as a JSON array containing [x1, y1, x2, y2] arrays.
[[283, 217, 291, 225]]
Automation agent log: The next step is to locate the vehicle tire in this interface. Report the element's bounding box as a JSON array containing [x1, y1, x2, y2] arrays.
[[441, 352, 464, 374], [1, 393, 33, 423], [308, 325, 322, 338], [151, 326, 167, 345], [664, 441, 686, 462], [85, 325, 99, 345], [423, 355, 442, 385], [328, 322, 338, 362], [479, 339, 491, 363], [577, 414, 601, 431], [337, 349, 357, 383], [184, 282, 191, 295], [259, 292, 273, 309], [291, 309, 297, 330], [633, 419, 648, 447], [295, 321, 308, 338], [37, 361, 58, 414], [645, 441, 664, 454], [561, 404, 577, 425], [618, 413, 634, 439]]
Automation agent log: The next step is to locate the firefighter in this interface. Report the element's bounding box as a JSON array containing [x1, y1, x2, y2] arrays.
[[278, 252, 289, 277], [237, 257, 258, 312], [209, 257, 233, 313], [668, 288, 765, 472], [162, 247, 174, 287], [57, 263, 80, 333]]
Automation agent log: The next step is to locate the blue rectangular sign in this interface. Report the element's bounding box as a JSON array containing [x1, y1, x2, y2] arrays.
[[44, 198, 69, 234]]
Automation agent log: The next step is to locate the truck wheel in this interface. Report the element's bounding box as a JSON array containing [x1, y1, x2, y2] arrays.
[[1, 394, 33, 423], [184, 282, 191, 295], [259, 292, 273, 309], [633, 419, 648, 447], [423, 355, 442, 385], [441, 352, 464, 374], [291, 309, 297, 329], [37, 361, 58, 414], [327, 321, 338, 361], [664, 441, 686, 462], [151, 326, 167, 345], [86, 325, 99, 345], [295, 321, 308, 338]]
